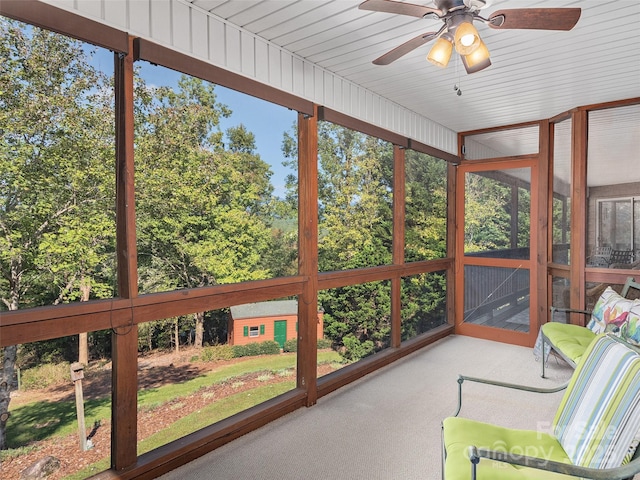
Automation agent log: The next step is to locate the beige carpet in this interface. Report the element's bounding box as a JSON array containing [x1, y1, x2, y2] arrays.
[[159, 335, 574, 480]]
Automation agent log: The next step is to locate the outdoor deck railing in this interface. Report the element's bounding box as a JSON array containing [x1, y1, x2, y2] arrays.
[[464, 248, 530, 323]]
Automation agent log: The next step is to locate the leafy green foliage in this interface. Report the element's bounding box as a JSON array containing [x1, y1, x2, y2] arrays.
[[341, 334, 375, 361], [232, 341, 281, 358], [0, 19, 118, 449], [401, 272, 447, 341], [0, 20, 116, 313], [321, 281, 391, 360], [316, 122, 393, 271], [282, 339, 297, 353], [135, 75, 274, 292], [465, 173, 511, 252], [405, 150, 448, 262], [195, 344, 234, 362]]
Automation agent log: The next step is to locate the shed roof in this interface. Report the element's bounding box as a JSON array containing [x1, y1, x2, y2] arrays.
[[230, 300, 299, 320]]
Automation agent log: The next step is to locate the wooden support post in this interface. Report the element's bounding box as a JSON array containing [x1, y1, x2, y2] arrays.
[[112, 36, 139, 470], [391, 145, 405, 348], [297, 108, 319, 407], [569, 109, 588, 323], [70, 362, 88, 451], [449, 161, 459, 330]]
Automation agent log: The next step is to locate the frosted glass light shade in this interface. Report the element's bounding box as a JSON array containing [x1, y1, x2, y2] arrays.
[[462, 40, 491, 73], [427, 37, 453, 68], [454, 21, 481, 55]]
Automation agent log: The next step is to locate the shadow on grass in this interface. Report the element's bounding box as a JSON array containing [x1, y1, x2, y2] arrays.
[[7, 396, 111, 448], [8, 363, 208, 448]]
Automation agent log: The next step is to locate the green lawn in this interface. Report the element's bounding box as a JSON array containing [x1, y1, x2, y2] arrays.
[[67, 382, 297, 480], [7, 351, 342, 455]]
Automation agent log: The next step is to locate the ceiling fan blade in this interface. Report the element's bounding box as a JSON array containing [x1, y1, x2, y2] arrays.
[[488, 8, 581, 31], [373, 32, 438, 65], [359, 0, 441, 18]]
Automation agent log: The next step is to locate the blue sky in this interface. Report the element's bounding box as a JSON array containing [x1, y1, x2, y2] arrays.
[[91, 49, 295, 198]]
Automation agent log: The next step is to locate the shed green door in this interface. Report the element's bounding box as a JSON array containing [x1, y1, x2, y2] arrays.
[[274, 320, 287, 348]]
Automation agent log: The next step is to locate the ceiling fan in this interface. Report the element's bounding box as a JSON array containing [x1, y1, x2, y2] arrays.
[[359, 0, 581, 73]]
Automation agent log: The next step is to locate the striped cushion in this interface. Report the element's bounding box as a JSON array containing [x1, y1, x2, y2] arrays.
[[553, 334, 640, 468]]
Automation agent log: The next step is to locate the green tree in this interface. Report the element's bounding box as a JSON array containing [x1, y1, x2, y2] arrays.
[[316, 122, 393, 270], [405, 150, 448, 261], [402, 151, 448, 338], [283, 121, 393, 360], [134, 75, 275, 347], [0, 20, 113, 448], [464, 173, 512, 252]]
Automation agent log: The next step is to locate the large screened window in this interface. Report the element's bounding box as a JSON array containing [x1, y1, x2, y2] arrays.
[[134, 62, 298, 296], [463, 125, 539, 160], [0, 20, 116, 478], [316, 121, 393, 272], [586, 104, 640, 269], [0, 21, 117, 311], [135, 297, 303, 457], [464, 169, 531, 259], [319, 281, 391, 366], [551, 118, 572, 265], [404, 150, 448, 262], [596, 197, 639, 255], [401, 271, 447, 340]]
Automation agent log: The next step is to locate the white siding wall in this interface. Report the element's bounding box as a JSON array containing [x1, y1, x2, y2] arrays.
[[46, 0, 457, 154]]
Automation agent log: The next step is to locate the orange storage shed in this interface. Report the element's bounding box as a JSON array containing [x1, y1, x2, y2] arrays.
[[228, 300, 324, 348]]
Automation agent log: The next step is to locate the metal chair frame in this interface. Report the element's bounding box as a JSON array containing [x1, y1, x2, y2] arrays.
[[541, 276, 640, 378], [443, 335, 640, 480]]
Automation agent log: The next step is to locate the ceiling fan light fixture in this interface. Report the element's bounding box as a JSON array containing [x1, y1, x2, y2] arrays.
[[461, 39, 491, 73], [454, 21, 481, 55], [427, 37, 453, 68]]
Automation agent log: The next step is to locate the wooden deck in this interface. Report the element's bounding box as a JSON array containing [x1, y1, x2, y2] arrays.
[[463, 298, 530, 332]]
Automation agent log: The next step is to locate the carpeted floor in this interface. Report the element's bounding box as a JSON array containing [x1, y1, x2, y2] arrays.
[[159, 334, 574, 480]]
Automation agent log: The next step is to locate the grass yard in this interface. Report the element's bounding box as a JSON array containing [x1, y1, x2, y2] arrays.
[[3, 350, 343, 479]]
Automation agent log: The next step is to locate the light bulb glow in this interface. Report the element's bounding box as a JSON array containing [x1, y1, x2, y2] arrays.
[[460, 33, 476, 47], [454, 22, 481, 55]]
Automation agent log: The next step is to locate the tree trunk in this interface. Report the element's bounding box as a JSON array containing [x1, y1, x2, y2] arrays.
[[0, 264, 20, 450], [194, 311, 205, 348], [78, 282, 91, 365], [0, 345, 18, 450], [174, 319, 179, 353], [78, 333, 89, 365]]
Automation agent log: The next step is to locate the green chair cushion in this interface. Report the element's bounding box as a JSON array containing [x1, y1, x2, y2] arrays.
[[442, 417, 575, 479], [541, 322, 596, 365]]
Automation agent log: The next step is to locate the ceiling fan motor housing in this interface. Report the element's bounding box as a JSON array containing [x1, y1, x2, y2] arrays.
[[434, 0, 484, 15]]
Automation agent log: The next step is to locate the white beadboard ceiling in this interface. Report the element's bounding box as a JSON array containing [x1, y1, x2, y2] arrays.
[[181, 0, 640, 187]]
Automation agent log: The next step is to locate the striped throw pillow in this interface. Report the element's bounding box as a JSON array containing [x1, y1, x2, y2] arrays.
[[553, 334, 640, 468]]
